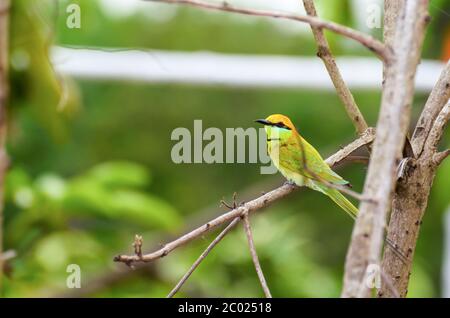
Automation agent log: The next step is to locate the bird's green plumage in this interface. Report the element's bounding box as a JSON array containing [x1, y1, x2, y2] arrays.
[[261, 114, 358, 218]]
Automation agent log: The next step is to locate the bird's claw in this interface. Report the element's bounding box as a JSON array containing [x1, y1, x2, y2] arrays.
[[284, 180, 296, 186]]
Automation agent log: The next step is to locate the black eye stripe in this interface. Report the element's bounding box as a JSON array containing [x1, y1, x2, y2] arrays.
[[273, 122, 291, 130]]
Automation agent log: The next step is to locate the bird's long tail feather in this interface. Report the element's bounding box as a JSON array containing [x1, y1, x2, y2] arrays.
[[309, 181, 358, 219], [313, 182, 408, 264], [323, 188, 358, 220]]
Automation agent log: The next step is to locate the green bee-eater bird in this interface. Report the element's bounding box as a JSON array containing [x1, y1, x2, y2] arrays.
[[256, 114, 357, 219], [256, 114, 408, 262]]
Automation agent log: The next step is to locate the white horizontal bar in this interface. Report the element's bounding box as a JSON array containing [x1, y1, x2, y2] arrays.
[[51, 47, 445, 92]]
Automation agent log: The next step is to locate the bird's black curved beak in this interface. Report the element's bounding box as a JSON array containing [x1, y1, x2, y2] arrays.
[[255, 119, 271, 125]]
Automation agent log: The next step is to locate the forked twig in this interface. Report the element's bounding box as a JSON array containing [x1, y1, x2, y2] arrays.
[[167, 217, 241, 298], [242, 212, 272, 298]]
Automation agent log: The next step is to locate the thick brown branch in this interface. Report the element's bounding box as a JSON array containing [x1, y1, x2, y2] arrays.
[[114, 128, 375, 265], [144, 0, 389, 61], [377, 22, 449, 296], [342, 0, 430, 298], [383, 0, 405, 81], [302, 0, 368, 135], [242, 213, 272, 298], [383, 0, 405, 46], [379, 106, 448, 297], [378, 75, 449, 297]]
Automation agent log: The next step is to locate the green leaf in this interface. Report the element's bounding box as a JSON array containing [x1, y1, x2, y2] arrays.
[[109, 190, 181, 229], [63, 174, 180, 230], [88, 161, 151, 188]]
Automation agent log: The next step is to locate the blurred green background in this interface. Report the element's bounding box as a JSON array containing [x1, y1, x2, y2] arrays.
[[3, 0, 449, 297]]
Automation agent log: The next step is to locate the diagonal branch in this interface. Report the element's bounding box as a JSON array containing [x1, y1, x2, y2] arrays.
[[114, 128, 376, 265], [412, 61, 450, 157], [424, 101, 450, 155], [167, 217, 241, 298], [144, 0, 390, 61], [242, 212, 272, 298], [302, 0, 368, 135]]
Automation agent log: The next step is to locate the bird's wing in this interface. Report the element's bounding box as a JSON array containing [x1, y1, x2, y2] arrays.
[[279, 136, 349, 186]]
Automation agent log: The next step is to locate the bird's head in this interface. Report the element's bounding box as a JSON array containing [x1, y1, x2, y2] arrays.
[[255, 114, 298, 140], [255, 114, 297, 131]]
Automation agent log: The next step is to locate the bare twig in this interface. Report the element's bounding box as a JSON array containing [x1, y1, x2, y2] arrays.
[[133, 235, 143, 258], [424, 102, 450, 154], [342, 0, 430, 298], [242, 212, 272, 298], [412, 61, 450, 156], [114, 128, 376, 265], [167, 217, 241, 298], [60, 179, 283, 298], [340, 155, 369, 165], [302, 0, 368, 135], [144, 0, 390, 61]]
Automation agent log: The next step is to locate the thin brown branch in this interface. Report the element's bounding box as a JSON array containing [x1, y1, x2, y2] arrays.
[[242, 212, 272, 298], [342, 0, 430, 298], [302, 0, 368, 135], [144, 0, 390, 61], [59, 179, 282, 297], [412, 61, 450, 156], [341, 155, 370, 165], [167, 217, 241, 298], [114, 128, 376, 265], [423, 102, 450, 156]]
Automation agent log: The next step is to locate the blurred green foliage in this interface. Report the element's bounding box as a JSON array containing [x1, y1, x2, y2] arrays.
[[3, 0, 449, 297]]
